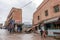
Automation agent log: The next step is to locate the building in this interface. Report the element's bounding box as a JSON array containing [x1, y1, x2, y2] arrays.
[[32, 0, 60, 36], [0, 23, 3, 28], [4, 7, 22, 29]]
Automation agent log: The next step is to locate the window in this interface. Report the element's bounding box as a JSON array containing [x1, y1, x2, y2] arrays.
[[38, 16, 40, 20], [54, 5, 59, 12], [45, 10, 48, 16]]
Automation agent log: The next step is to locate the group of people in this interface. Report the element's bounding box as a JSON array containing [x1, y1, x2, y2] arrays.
[[8, 19, 22, 33], [40, 24, 48, 39], [8, 19, 15, 33], [40, 29, 48, 38]]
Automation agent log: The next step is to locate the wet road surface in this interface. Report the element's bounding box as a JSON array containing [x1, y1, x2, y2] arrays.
[[0, 29, 56, 40]]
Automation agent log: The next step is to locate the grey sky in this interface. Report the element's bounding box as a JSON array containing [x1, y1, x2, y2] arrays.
[[0, 0, 43, 24]]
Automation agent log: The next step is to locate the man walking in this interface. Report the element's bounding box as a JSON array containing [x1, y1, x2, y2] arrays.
[[9, 19, 15, 33]]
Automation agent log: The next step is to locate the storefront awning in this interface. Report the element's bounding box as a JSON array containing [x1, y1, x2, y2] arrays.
[[44, 17, 59, 23]]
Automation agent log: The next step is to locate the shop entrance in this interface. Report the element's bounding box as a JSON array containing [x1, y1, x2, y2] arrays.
[[45, 23, 52, 30], [45, 21, 60, 30]]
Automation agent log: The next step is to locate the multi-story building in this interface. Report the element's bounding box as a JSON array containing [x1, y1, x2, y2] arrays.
[[0, 23, 3, 28], [5, 7, 22, 29], [33, 0, 60, 36]]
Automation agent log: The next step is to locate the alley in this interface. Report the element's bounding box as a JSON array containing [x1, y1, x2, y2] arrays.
[[0, 29, 56, 40]]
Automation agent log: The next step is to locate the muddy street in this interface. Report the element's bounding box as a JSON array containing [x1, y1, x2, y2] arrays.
[[0, 29, 56, 40]]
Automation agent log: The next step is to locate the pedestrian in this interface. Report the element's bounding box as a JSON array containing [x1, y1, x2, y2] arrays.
[[43, 30, 46, 38], [40, 29, 43, 37], [15, 24, 17, 32], [41, 24, 47, 40], [9, 19, 15, 33], [45, 30, 48, 37], [9, 23, 12, 33], [17, 24, 20, 32]]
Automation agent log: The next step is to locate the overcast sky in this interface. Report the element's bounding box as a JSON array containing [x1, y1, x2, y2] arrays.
[[0, 0, 43, 24]]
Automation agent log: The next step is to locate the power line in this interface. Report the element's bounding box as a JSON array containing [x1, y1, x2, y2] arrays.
[[22, 1, 32, 8]]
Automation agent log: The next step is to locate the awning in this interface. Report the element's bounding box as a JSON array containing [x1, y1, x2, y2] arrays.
[[44, 17, 59, 23]]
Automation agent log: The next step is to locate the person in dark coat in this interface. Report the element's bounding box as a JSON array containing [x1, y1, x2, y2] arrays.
[[40, 29, 43, 37]]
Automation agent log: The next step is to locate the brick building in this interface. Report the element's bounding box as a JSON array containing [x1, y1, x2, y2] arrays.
[[32, 0, 60, 36], [5, 7, 22, 29], [0, 23, 3, 28]]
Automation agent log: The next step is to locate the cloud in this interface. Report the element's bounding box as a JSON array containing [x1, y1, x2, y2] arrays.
[[31, 0, 43, 7], [22, 2, 36, 23], [0, 0, 43, 24]]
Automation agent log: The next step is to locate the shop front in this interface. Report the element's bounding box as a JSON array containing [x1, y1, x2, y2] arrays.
[[43, 17, 60, 36], [44, 17, 60, 30]]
